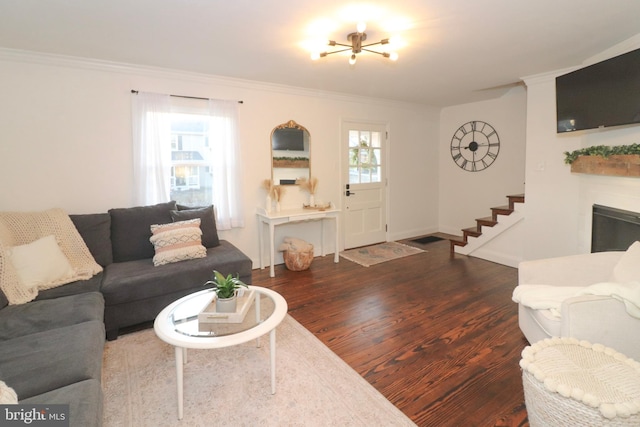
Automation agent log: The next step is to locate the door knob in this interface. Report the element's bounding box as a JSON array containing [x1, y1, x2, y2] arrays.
[[346, 190, 355, 196]]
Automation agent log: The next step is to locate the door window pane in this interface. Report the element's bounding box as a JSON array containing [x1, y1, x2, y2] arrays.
[[348, 130, 382, 184]]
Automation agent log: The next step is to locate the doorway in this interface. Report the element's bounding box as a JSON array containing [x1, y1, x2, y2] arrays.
[[342, 120, 388, 249]]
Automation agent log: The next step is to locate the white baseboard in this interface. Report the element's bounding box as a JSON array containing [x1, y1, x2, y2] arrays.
[[389, 226, 439, 242]]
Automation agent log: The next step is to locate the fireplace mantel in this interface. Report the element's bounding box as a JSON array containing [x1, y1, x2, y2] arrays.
[[570, 154, 640, 177]]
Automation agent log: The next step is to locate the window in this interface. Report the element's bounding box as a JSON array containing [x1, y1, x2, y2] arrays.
[[132, 92, 244, 229], [169, 113, 211, 206]]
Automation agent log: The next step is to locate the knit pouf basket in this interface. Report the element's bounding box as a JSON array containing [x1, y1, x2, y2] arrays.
[[283, 246, 314, 271], [520, 337, 640, 427]]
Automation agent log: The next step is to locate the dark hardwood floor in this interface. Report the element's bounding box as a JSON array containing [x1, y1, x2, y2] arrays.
[[252, 234, 530, 427]]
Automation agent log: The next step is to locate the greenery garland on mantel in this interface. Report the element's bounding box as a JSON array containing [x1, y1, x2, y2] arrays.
[[564, 144, 640, 164]]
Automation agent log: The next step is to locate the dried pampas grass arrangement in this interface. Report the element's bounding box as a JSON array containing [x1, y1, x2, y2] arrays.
[[272, 185, 285, 202], [261, 179, 274, 197], [298, 177, 318, 195]]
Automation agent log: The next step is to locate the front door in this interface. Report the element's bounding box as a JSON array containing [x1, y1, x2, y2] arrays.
[[342, 121, 387, 249]]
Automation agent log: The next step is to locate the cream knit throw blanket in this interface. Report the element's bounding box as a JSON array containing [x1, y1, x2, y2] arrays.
[[0, 208, 102, 304]]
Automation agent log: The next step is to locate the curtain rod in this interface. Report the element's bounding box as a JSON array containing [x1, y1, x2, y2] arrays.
[[131, 90, 243, 104]]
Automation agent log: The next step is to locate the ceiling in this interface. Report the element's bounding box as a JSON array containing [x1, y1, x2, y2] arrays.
[[1, 0, 639, 107]]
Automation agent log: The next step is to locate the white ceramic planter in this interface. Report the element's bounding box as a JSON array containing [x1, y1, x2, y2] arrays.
[[215, 295, 237, 313]]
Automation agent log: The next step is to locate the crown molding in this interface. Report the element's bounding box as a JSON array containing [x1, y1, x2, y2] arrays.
[[0, 47, 429, 110], [521, 68, 574, 87], [584, 33, 640, 65], [522, 33, 640, 86]]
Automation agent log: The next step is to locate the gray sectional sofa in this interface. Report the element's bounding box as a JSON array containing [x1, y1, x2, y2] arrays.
[[0, 201, 252, 426]]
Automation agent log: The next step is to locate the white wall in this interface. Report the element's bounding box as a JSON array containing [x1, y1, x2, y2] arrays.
[[438, 86, 527, 236], [521, 35, 640, 261], [0, 49, 440, 268]]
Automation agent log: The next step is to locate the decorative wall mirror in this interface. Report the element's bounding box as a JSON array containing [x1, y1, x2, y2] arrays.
[[271, 120, 310, 185]]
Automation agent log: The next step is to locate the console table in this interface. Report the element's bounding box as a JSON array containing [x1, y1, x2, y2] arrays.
[[256, 205, 340, 277]]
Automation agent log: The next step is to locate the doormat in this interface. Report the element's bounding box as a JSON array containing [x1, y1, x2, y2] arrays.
[[340, 241, 424, 267], [411, 236, 445, 245]]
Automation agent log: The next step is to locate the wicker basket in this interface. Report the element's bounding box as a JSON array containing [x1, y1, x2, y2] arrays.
[[283, 246, 314, 271], [521, 338, 640, 427]]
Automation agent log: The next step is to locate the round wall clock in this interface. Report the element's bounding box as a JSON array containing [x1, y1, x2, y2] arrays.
[[450, 121, 500, 172]]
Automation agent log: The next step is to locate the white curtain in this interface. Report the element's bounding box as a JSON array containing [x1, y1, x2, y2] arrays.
[[208, 99, 244, 229], [131, 92, 172, 205]]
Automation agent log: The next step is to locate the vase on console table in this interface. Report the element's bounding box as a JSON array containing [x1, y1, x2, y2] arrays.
[[276, 201, 281, 212], [309, 194, 315, 207], [266, 195, 272, 213]]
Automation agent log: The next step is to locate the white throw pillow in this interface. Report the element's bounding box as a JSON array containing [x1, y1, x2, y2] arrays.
[[611, 240, 640, 283], [0, 380, 18, 404], [150, 219, 206, 266], [6, 235, 75, 290]]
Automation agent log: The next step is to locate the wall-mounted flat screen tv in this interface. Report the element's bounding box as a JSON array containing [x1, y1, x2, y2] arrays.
[[272, 128, 304, 151], [556, 48, 640, 133]]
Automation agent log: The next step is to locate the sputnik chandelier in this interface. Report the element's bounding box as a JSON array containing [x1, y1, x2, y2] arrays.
[[311, 22, 398, 65]]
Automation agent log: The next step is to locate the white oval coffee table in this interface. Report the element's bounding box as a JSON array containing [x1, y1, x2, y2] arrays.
[[154, 285, 288, 420]]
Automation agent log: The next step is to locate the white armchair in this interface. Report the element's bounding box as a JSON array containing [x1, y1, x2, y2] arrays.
[[515, 248, 640, 361]]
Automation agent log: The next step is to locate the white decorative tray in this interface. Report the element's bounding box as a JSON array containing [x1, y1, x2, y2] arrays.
[[198, 289, 255, 327], [302, 202, 332, 211]]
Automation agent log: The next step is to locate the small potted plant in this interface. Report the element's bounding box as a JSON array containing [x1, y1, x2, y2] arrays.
[[204, 270, 249, 313]]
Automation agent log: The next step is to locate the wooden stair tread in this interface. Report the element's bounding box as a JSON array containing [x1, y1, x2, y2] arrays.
[[476, 217, 497, 226], [451, 193, 525, 257], [462, 227, 482, 237], [507, 194, 525, 209]]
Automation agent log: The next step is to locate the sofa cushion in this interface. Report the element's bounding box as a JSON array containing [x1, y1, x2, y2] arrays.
[[34, 273, 103, 301], [109, 201, 176, 263], [20, 379, 102, 427], [6, 235, 75, 291], [0, 292, 104, 340], [0, 320, 104, 400], [611, 240, 640, 283], [150, 219, 207, 266], [171, 205, 220, 248], [101, 240, 252, 305], [70, 213, 113, 267]]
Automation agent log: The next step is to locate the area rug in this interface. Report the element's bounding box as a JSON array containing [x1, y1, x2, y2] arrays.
[[411, 236, 445, 245], [340, 241, 424, 267], [102, 314, 415, 426]]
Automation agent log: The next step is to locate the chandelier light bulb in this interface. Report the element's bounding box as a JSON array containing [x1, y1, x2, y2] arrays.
[[311, 52, 320, 60], [388, 36, 400, 47], [356, 22, 366, 34], [349, 54, 357, 65], [389, 51, 399, 61]]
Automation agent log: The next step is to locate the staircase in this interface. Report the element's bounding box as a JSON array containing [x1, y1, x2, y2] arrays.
[[450, 194, 525, 256]]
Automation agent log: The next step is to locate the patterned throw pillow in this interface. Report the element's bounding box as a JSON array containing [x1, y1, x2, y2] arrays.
[[149, 219, 206, 266]]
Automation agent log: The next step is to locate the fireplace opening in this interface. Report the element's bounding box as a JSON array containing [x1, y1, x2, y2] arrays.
[[592, 204, 640, 252]]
